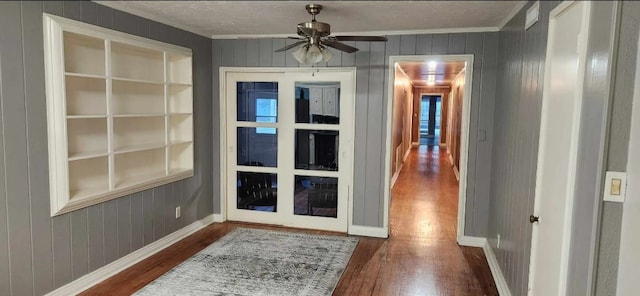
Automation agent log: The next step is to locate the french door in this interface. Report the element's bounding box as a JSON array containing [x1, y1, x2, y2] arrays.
[[224, 69, 355, 232]]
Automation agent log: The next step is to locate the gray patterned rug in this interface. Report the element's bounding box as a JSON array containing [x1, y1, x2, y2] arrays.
[[134, 227, 359, 296]]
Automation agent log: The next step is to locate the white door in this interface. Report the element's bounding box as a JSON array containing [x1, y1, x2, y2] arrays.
[[528, 1, 591, 295], [224, 70, 355, 232]]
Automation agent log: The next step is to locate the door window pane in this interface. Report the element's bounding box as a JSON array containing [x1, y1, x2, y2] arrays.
[[294, 175, 337, 218], [237, 82, 278, 122], [237, 172, 277, 212], [295, 129, 338, 171], [237, 127, 277, 167], [295, 82, 340, 124]]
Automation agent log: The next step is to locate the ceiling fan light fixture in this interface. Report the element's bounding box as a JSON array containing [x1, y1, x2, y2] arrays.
[[306, 44, 324, 64], [293, 45, 308, 64], [321, 47, 332, 63]]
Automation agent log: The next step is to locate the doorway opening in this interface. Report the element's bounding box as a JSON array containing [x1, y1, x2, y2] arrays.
[[419, 95, 442, 146], [384, 55, 473, 242]]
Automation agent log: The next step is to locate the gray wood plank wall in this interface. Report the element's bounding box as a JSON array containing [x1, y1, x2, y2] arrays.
[[489, 2, 559, 294], [488, 0, 636, 295], [0, 2, 213, 295], [211, 32, 499, 234]]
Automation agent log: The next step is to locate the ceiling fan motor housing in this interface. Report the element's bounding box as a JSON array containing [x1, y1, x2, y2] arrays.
[[297, 21, 331, 37]]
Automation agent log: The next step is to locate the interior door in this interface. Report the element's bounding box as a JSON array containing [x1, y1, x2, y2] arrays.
[[225, 70, 354, 232], [528, 1, 591, 295]]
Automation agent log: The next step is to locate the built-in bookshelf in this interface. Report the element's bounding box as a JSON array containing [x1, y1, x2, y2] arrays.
[[44, 14, 194, 216]]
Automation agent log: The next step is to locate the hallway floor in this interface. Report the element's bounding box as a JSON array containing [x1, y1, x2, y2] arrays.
[[83, 146, 496, 296]]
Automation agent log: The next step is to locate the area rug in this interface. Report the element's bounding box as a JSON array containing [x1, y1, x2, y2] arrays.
[[134, 227, 359, 296]]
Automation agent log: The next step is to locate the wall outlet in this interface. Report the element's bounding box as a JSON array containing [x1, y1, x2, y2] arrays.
[[497, 233, 501, 249], [175, 206, 181, 219]]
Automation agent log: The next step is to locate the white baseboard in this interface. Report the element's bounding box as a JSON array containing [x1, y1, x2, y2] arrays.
[[403, 147, 411, 162], [457, 235, 486, 247], [46, 214, 216, 296], [391, 164, 402, 189], [453, 166, 460, 181], [213, 213, 225, 222], [449, 153, 455, 166], [440, 143, 447, 148], [412, 142, 420, 146], [348, 225, 388, 238], [482, 240, 512, 296]]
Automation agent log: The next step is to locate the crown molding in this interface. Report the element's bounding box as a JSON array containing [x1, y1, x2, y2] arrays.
[[498, 0, 529, 30], [210, 27, 500, 39]]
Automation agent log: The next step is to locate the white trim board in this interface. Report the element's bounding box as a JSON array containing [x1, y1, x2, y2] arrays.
[[483, 240, 512, 296], [45, 214, 216, 296], [384, 54, 474, 244], [348, 225, 388, 238]]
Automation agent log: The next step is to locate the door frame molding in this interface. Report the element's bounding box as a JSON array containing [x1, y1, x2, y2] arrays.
[[218, 67, 357, 232], [384, 54, 474, 243]]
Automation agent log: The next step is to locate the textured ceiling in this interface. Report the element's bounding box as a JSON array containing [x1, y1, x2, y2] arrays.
[[398, 61, 466, 87], [95, 1, 525, 38]]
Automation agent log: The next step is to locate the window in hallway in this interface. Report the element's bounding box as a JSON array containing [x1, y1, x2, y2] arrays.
[[420, 95, 441, 146]]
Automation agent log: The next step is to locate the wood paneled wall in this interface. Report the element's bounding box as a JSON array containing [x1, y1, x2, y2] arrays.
[[448, 70, 465, 173], [0, 2, 213, 295], [212, 32, 499, 236], [391, 67, 413, 176]]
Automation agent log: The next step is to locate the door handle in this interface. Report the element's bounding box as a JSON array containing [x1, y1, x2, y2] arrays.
[[529, 215, 540, 224]]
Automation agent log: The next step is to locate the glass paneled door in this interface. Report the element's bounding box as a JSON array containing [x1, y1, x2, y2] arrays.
[[225, 70, 354, 232]]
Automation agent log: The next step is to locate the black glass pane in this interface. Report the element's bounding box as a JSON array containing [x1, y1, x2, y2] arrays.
[[237, 127, 277, 167], [294, 175, 337, 218], [237, 172, 277, 212], [237, 82, 278, 122], [295, 82, 340, 124], [295, 129, 338, 171]]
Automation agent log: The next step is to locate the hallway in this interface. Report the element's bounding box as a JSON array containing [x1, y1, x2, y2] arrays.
[[336, 145, 497, 295]]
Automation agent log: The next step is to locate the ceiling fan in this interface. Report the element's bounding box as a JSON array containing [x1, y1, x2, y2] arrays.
[[274, 4, 388, 64]]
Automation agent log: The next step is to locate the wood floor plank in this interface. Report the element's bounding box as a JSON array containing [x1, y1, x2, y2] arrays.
[[82, 146, 497, 296]]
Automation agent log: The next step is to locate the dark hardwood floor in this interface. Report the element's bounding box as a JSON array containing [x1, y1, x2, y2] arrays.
[[82, 145, 497, 296]]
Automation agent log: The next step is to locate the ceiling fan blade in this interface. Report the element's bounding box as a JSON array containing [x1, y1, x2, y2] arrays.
[[274, 40, 307, 52], [323, 40, 359, 53], [334, 36, 388, 42]]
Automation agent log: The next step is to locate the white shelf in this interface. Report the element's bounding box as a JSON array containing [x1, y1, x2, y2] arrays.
[[113, 113, 165, 118], [68, 156, 109, 200], [66, 115, 108, 119], [113, 116, 165, 151], [114, 143, 167, 155], [169, 142, 193, 172], [112, 79, 164, 114], [68, 151, 109, 161], [65, 72, 107, 79], [111, 41, 164, 82], [114, 148, 166, 189], [65, 75, 106, 116], [66, 118, 108, 158], [167, 53, 192, 85], [111, 76, 164, 85], [63, 32, 105, 76], [169, 114, 193, 143], [169, 84, 193, 113], [44, 14, 194, 216]]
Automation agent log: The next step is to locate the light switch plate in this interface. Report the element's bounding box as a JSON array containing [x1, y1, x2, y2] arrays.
[[603, 171, 627, 202]]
